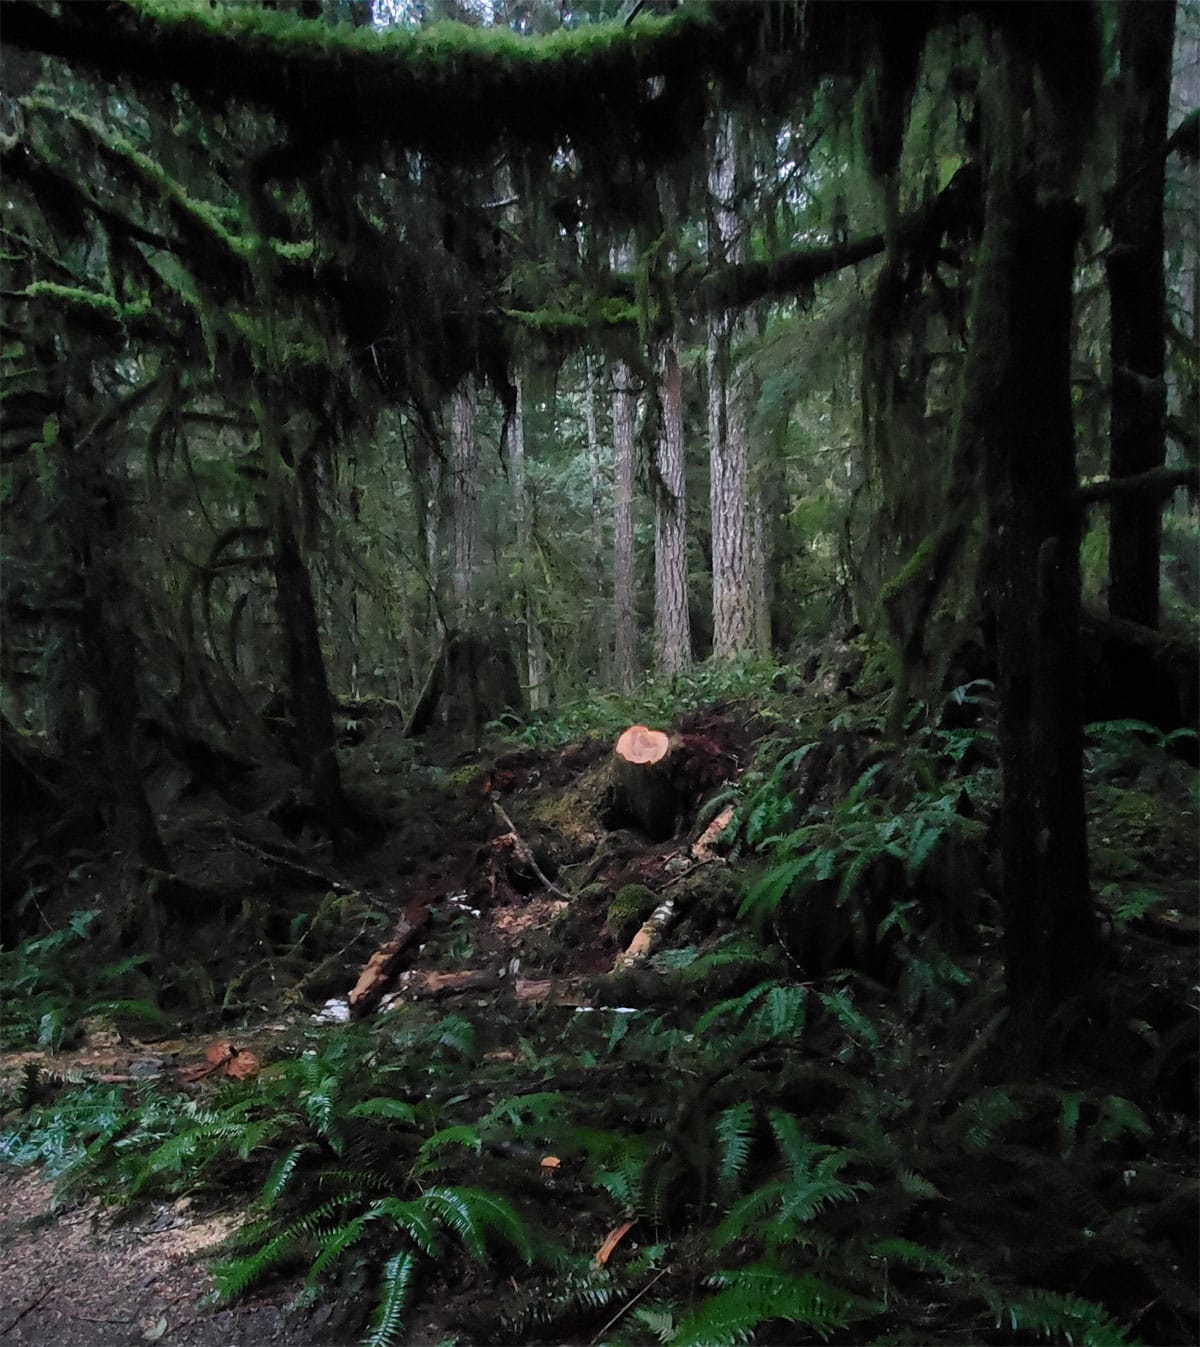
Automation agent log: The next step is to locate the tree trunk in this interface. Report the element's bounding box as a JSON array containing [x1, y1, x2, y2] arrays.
[[707, 112, 755, 657], [508, 372, 549, 709], [270, 490, 346, 830], [971, 28, 1099, 1027], [450, 375, 479, 626], [612, 724, 677, 840], [584, 354, 610, 681], [62, 424, 168, 872], [612, 354, 638, 693], [653, 338, 692, 676], [1106, 0, 1176, 629]]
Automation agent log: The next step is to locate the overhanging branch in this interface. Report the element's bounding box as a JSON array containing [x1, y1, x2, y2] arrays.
[[1076, 465, 1198, 505]]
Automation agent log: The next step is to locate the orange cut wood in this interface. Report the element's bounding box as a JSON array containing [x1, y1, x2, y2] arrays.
[[615, 725, 670, 765], [612, 725, 677, 840]]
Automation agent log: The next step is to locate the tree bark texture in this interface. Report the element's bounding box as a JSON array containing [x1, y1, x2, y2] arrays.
[[654, 338, 692, 676], [508, 373, 549, 709], [1106, 0, 1176, 629], [584, 354, 610, 681], [707, 112, 755, 657], [270, 490, 346, 829], [612, 355, 638, 693], [971, 29, 1099, 1023], [450, 375, 479, 626]]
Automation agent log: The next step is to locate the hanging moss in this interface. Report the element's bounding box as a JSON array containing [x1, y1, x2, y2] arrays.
[[19, 280, 150, 336]]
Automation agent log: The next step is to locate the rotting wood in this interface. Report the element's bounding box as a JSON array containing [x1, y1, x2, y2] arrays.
[[612, 724, 677, 840], [385, 968, 500, 1002], [348, 904, 429, 1017], [613, 804, 735, 969], [615, 895, 678, 969], [513, 976, 592, 1006]]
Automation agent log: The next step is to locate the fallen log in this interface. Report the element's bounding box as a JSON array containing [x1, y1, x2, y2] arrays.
[[348, 903, 429, 1018], [612, 724, 677, 840], [613, 803, 736, 970]]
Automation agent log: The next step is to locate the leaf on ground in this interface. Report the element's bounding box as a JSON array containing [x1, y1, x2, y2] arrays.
[[594, 1216, 636, 1267]]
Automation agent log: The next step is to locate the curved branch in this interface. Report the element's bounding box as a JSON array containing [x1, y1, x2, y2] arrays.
[[1076, 465, 1198, 505]]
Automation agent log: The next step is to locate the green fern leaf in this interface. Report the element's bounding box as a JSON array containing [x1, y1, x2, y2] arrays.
[[998, 1287, 1132, 1346], [259, 1142, 314, 1207], [348, 1098, 418, 1123], [673, 1264, 854, 1347], [361, 1250, 416, 1347], [414, 1124, 482, 1173], [715, 1101, 754, 1195], [421, 1187, 533, 1263]]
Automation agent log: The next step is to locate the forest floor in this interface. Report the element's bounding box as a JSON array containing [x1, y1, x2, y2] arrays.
[[2, 667, 1198, 1346], [0, 1167, 315, 1347]]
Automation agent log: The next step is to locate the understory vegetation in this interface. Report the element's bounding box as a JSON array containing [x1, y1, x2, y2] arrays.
[[2, 667, 1196, 1347]]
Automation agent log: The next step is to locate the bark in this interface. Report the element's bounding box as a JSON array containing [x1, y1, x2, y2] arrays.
[[612, 354, 638, 693], [971, 32, 1098, 1025], [707, 112, 755, 657], [612, 724, 677, 840], [653, 338, 692, 676], [584, 354, 609, 679], [450, 376, 479, 625], [508, 372, 548, 709], [1106, 0, 1176, 628], [270, 490, 347, 829], [60, 423, 168, 872]]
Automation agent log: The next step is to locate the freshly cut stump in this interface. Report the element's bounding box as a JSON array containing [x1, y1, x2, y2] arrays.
[[613, 724, 677, 840]]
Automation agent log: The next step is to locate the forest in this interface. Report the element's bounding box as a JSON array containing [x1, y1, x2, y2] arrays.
[[0, 0, 1197, 1344]]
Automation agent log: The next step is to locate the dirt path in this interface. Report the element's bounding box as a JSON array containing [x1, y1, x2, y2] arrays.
[[0, 1171, 324, 1347]]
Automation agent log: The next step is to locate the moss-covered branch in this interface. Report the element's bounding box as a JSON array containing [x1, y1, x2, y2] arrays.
[[1076, 465, 1198, 506], [2, 0, 753, 166]]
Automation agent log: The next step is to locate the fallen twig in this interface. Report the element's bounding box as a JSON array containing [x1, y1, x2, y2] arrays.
[[492, 797, 571, 900], [2, 1285, 53, 1334], [589, 1266, 672, 1345]]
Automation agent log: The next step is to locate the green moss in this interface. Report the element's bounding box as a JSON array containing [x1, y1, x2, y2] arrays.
[[19, 281, 149, 335], [607, 884, 657, 944], [879, 531, 938, 607]]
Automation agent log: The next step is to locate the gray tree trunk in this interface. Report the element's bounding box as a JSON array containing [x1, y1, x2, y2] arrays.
[[450, 376, 479, 627], [1106, 0, 1175, 628], [612, 354, 639, 693], [707, 112, 755, 657], [584, 353, 609, 680], [654, 337, 692, 675], [508, 372, 549, 709]]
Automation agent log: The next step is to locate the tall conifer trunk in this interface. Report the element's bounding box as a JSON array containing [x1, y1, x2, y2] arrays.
[[653, 338, 691, 675], [707, 112, 755, 656], [1107, 0, 1176, 629], [508, 372, 548, 709], [969, 21, 1100, 1027], [612, 355, 638, 693], [450, 376, 479, 627], [584, 354, 610, 681]]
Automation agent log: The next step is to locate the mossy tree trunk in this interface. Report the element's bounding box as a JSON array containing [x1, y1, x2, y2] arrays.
[[971, 24, 1100, 1027], [269, 485, 347, 831], [1106, 0, 1176, 631], [66, 423, 169, 873]]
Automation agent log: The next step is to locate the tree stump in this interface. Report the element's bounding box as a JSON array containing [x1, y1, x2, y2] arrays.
[[612, 725, 678, 840]]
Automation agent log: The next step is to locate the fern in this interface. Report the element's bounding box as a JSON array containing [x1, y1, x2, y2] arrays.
[[672, 1264, 855, 1347], [259, 1143, 314, 1205], [362, 1251, 417, 1347], [714, 1101, 754, 1196], [420, 1187, 534, 1263], [996, 1287, 1133, 1346]]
